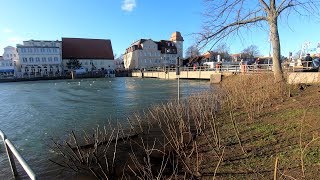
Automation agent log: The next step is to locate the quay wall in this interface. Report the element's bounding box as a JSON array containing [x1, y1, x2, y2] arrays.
[[287, 72, 320, 84], [132, 71, 226, 83]]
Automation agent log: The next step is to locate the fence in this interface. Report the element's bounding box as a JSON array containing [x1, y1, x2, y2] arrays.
[[135, 64, 274, 73], [0, 129, 36, 180]]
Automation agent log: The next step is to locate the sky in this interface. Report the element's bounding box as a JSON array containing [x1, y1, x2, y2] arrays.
[[1, 0, 320, 57]]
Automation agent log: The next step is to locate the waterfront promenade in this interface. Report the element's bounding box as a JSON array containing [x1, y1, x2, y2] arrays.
[[133, 64, 272, 83], [132, 64, 320, 84]]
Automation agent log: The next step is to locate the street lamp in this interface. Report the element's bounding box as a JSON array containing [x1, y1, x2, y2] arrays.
[[176, 57, 181, 102]]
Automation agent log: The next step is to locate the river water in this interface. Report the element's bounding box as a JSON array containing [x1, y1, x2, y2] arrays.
[[0, 77, 211, 179]]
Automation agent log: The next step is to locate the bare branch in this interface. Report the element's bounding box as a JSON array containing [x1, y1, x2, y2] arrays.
[[259, 0, 270, 11], [199, 16, 266, 45]]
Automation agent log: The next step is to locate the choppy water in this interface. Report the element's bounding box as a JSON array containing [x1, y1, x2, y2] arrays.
[[0, 77, 211, 179]]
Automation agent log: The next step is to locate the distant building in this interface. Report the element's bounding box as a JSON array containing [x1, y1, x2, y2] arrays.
[[0, 46, 19, 77], [16, 40, 62, 77], [62, 38, 115, 72], [114, 55, 125, 70], [123, 31, 184, 69]]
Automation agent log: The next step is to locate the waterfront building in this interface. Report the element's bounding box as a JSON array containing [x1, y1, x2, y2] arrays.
[[123, 31, 184, 69], [0, 46, 19, 77], [16, 40, 62, 77], [62, 38, 115, 73], [115, 56, 125, 70]]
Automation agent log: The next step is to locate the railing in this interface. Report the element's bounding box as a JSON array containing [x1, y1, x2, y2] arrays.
[[134, 64, 274, 73], [283, 60, 316, 72], [0, 129, 36, 180]]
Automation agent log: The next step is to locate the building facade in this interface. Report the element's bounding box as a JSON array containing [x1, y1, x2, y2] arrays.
[[0, 46, 19, 77], [16, 40, 62, 77], [62, 38, 115, 73], [123, 31, 184, 69]]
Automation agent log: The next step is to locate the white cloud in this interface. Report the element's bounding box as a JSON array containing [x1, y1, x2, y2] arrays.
[[121, 0, 136, 12], [2, 28, 13, 33]]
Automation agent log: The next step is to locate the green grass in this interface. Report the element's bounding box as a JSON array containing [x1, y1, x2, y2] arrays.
[[305, 146, 320, 165]]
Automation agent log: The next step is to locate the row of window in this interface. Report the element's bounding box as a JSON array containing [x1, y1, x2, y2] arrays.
[[24, 65, 60, 70], [22, 57, 60, 63], [20, 48, 59, 54], [138, 51, 178, 57], [82, 61, 105, 66], [5, 54, 17, 58], [1, 62, 13, 66], [139, 59, 174, 64]]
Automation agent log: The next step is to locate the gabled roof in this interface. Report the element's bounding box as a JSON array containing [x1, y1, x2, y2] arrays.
[[62, 38, 114, 60], [156, 40, 177, 54], [131, 39, 147, 46]]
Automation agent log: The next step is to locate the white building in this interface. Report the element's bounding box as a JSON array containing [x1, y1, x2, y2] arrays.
[[0, 46, 19, 77], [123, 31, 184, 69], [16, 40, 62, 77], [115, 54, 125, 70], [62, 38, 115, 72]]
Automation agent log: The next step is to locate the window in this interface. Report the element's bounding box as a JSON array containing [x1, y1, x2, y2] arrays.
[[28, 48, 32, 53], [48, 57, 52, 62], [41, 48, 45, 52], [54, 57, 59, 62], [34, 48, 38, 53], [47, 49, 51, 53], [36, 57, 40, 62], [29, 57, 34, 63], [42, 57, 46, 62], [23, 58, 28, 63]]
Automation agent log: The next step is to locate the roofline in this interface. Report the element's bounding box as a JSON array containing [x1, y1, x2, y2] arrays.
[[62, 37, 111, 41], [62, 58, 114, 60], [17, 46, 60, 48], [24, 40, 61, 42]]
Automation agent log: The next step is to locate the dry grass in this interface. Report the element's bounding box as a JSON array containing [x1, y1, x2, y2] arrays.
[[50, 74, 320, 179]]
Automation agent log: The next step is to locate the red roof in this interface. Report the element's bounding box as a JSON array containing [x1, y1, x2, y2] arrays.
[[62, 38, 114, 60]]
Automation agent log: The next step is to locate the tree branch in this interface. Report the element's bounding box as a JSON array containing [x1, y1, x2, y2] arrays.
[[259, 0, 270, 11], [201, 16, 266, 44], [277, 3, 295, 14]]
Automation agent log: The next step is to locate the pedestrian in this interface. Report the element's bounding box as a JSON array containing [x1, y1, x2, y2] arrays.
[[304, 53, 313, 67]]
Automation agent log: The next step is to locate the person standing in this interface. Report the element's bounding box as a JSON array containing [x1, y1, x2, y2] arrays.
[[304, 53, 313, 67]]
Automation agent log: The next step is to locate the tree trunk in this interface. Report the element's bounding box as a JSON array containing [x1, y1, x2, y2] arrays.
[[268, 16, 284, 82]]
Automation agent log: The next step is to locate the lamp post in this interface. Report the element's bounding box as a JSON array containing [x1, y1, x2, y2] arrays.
[[176, 57, 181, 102]]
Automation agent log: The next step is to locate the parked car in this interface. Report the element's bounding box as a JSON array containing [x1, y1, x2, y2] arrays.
[[74, 67, 87, 75]]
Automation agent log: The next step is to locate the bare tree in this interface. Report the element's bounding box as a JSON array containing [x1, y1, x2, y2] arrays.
[[242, 45, 260, 58], [185, 45, 201, 58], [198, 0, 319, 81], [214, 43, 231, 60]]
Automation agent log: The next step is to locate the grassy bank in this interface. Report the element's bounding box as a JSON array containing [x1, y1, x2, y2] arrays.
[[50, 74, 320, 179]]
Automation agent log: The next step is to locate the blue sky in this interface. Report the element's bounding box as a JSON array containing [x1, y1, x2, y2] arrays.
[[1, 0, 319, 57]]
